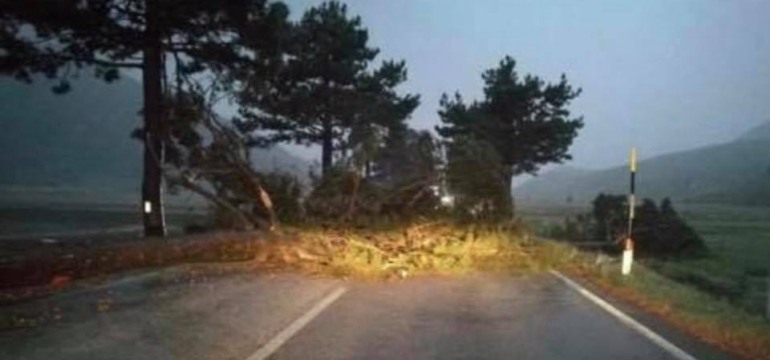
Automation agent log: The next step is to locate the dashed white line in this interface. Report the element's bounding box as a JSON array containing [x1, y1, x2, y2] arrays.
[[246, 286, 347, 360], [551, 270, 698, 360]]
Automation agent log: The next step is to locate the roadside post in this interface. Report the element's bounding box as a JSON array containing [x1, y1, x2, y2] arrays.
[[622, 147, 637, 276]]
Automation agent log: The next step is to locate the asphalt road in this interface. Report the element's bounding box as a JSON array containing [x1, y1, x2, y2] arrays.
[[0, 267, 731, 360], [269, 274, 718, 360]]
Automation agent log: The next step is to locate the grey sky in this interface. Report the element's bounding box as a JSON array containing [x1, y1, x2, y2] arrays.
[[285, 0, 770, 169]]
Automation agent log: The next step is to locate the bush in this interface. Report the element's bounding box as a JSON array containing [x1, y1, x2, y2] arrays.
[[304, 167, 373, 220], [260, 172, 304, 223], [591, 194, 708, 258]]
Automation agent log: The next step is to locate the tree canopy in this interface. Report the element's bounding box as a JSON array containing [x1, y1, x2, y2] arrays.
[[1, 0, 290, 235], [438, 56, 583, 217], [235, 1, 419, 175]]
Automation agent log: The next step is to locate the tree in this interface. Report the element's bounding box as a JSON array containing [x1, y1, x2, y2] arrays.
[[162, 87, 279, 231], [437, 56, 583, 217], [445, 135, 509, 220], [235, 1, 419, 175], [592, 193, 628, 242], [589, 194, 708, 258], [371, 128, 442, 217], [374, 127, 440, 186], [1, 0, 289, 236]]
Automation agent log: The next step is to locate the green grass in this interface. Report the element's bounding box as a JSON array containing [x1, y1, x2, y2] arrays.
[[519, 202, 770, 314], [679, 204, 770, 275], [519, 202, 770, 276], [572, 261, 770, 360]]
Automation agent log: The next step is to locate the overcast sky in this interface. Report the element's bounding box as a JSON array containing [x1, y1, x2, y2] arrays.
[[284, 0, 770, 169]]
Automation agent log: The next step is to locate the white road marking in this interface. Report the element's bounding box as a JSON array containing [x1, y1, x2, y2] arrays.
[[246, 286, 347, 360], [550, 270, 698, 360]]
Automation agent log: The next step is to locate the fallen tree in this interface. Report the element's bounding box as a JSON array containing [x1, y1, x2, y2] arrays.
[[158, 82, 277, 231]]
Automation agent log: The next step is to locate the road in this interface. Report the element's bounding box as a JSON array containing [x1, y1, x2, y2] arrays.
[[0, 266, 731, 360]]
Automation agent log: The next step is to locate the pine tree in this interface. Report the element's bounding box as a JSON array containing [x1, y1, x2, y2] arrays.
[[1, 0, 289, 236], [235, 1, 418, 175], [437, 56, 583, 217]]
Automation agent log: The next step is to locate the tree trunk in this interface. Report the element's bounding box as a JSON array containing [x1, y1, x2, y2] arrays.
[[141, 0, 166, 237], [174, 174, 255, 230], [321, 117, 333, 175], [500, 167, 515, 218], [343, 172, 361, 221]]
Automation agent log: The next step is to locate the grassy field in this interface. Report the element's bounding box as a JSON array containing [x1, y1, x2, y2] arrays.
[[569, 261, 770, 360], [678, 204, 770, 275], [518, 201, 770, 316], [0, 205, 207, 238]]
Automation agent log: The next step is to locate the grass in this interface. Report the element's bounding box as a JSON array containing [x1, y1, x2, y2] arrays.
[[678, 203, 770, 275], [2, 214, 766, 358], [566, 256, 770, 360], [518, 201, 770, 359], [519, 203, 770, 275], [519, 202, 770, 316]]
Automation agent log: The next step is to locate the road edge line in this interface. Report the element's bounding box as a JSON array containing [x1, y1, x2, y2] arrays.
[[246, 286, 347, 360], [550, 270, 698, 360]]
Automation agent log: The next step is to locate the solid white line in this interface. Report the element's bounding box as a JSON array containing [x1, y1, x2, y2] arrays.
[[550, 270, 698, 360], [246, 286, 347, 360]]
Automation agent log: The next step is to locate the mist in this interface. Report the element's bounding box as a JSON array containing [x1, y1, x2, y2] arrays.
[[284, 0, 770, 168]]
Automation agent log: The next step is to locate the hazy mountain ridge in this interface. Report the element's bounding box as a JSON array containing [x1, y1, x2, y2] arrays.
[[517, 121, 770, 206], [0, 75, 309, 205]]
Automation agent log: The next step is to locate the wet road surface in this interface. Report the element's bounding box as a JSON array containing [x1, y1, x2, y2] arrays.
[[0, 269, 730, 360]]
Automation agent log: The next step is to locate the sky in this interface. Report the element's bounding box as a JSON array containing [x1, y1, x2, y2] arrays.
[[283, 0, 770, 170]]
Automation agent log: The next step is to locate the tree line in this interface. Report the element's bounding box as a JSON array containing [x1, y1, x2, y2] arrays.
[[1, 0, 583, 235], [544, 194, 708, 259]]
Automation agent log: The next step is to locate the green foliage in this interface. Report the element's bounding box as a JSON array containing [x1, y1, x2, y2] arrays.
[[304, 166, 376, 219], [437, 56, 583, 175], [445, 136, 510, 221], [163, 88, 286, 231], [236, 1, 419, 174], [0, 1, 430, 229], [641, 198, 709, 257], [371, 128, 442, 217], [260, 172, 304, 223], [592, 193, 628, 242], [0, 0, 288, 89], [544, 216, 587, 242], [437, 56, 583, 219], [301, 127, 444, 222], [591, 194, 709, 258], [1, 0, 292, 235], [581, 261, 770, 358]]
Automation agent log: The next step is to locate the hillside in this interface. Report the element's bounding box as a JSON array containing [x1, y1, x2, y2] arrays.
[[0, 75, 309, 206], [516, 122, 770, 206]]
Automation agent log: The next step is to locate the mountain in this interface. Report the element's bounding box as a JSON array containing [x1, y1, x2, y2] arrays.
[[0, 75, 309, 206], [737, 121, 770, 142], [516, 121, 770, 206]]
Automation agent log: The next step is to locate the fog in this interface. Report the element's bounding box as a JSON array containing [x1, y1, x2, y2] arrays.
[[284, 0, 770, 169]]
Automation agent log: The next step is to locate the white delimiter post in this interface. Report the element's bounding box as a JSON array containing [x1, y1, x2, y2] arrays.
[[622, 147, 637, 276]]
